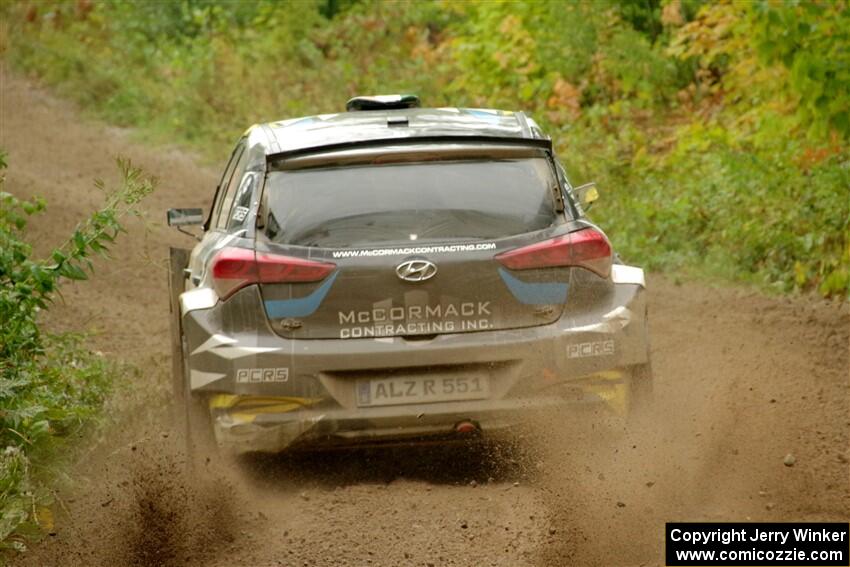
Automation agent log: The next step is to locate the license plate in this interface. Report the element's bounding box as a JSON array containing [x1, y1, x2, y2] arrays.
[[356, 375, 490, 407]]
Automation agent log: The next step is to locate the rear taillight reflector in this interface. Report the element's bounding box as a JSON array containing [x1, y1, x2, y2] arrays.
[[211, 248, 335, 299], [211, 248, 256, 299], [495, 228, 612, 277]]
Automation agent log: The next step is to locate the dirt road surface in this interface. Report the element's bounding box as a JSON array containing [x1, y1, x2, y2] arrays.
[[2, 69, 848, 567]]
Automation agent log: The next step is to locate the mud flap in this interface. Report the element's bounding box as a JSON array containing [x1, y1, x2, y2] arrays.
[[169, 247, 220, 463], [627, 362, 654, 425], [168, 247, 191, 405]]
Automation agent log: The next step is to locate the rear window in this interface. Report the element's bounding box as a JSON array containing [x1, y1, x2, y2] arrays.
[[263, 158, 562, 248]]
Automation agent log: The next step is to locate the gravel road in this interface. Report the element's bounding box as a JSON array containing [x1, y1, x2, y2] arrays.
[[2, 70, 847, 567]]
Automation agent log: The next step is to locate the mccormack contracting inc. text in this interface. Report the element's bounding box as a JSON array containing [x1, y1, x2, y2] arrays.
[[666, 522, 849, 566]]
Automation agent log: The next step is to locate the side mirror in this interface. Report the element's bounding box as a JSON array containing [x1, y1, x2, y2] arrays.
[[167, 208, 204, 227], [167, 208, 204, 240], [573, 182, 599, 210]]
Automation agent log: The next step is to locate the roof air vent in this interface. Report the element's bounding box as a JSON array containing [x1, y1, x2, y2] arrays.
[[346, 94, 421, 112]]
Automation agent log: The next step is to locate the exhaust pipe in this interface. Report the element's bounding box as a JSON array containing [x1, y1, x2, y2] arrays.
[[454, 420, 479, 434]]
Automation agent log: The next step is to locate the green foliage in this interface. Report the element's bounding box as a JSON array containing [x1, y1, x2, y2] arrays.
[[750, 1, 850, 138], [589, 124, 850, 295], [4, 0, 848, 296], [0, 152, 156, 551]]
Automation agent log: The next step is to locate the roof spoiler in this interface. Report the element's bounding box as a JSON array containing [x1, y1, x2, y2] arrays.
[[266, 135, 553, 168]]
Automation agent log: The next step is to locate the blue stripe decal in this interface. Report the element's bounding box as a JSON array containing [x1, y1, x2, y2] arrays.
[[498, 268, 568, 305], [466, 109, 502, 124], [264, 271, 339, 318]]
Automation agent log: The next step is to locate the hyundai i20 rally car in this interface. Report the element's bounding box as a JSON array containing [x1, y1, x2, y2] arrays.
[[167, 94, 652, 455]]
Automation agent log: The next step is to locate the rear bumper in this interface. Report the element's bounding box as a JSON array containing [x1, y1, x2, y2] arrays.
[[180, 273, 649, 453], [213, 374, 631, 453]]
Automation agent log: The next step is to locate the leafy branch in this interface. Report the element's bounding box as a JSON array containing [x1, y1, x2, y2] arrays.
[[0, 153, 155, 552], [0, 157, 156, 363]]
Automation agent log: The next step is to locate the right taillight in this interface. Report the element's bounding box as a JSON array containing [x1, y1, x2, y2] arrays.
[[211, 248, 336, 299], [494, 228, 612, 277]]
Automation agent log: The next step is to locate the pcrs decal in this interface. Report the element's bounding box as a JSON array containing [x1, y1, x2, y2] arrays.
[[567, 339, 615, 359], [236, 367, 290, 384]]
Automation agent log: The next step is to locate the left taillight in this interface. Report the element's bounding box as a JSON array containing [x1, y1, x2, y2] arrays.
[[494, 227, 613, 277], [211, 247, 336, 300]]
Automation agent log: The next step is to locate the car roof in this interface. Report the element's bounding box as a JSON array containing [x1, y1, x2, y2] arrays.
[[249, 107, 548, 156]]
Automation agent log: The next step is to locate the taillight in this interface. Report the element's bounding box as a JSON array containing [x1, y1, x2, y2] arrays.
[[211, 248, 336, 299], [495, 228, 612, 277]]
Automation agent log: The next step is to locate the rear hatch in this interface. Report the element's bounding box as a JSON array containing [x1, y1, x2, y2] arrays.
[[256, 144, 574, 340]]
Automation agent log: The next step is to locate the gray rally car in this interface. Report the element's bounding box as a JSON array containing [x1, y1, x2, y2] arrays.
[[167, 94, 652, 455]]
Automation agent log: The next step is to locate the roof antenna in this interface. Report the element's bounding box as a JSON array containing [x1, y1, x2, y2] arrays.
[[346, 94, 421, 112]]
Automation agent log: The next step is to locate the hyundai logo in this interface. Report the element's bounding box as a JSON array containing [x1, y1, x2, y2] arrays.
[[396, 259, 438, 282]]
